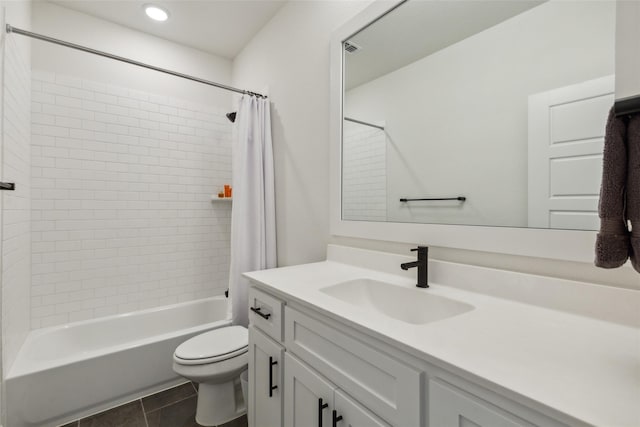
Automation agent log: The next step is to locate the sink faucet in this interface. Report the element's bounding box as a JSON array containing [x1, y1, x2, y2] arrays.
[[400, 246, 429, 288]]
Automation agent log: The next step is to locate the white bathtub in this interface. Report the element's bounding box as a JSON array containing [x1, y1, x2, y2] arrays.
[[5, 296, 231, 427]]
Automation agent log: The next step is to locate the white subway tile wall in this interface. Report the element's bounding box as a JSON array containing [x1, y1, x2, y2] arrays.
[[2, 36, 32, 368], [30, 70, 232, 328], [342, 121, 387, 221]]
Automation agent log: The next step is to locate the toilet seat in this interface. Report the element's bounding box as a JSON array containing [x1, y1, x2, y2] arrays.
[[174, 326, 248, 366]]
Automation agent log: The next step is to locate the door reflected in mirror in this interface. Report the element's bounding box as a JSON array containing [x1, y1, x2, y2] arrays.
[[342, 0, 615, 230]]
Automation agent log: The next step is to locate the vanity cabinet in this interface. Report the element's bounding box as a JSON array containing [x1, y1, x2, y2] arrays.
[[247, 286, 287, 427], [334, 389, 390, 427], [248, 287, 418, 427], [284, 353, 390, 427], [284, 307, 422, 426], [283, 353, 333, 427], [248, 285, 571, 427], [248, 325, 284, 427], [429, 380, 536, 427]]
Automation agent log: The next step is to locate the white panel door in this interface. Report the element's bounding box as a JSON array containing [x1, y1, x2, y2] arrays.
[[248, 326, 284, 427], [284, 353, 335, 427], [528, 75, 614, 230]]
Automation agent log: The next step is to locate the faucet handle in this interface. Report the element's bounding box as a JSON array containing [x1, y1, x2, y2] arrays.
[[410, 246, 428, 252]]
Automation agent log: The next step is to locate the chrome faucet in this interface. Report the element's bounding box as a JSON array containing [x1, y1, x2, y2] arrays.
[[400, 246, 429, 288]]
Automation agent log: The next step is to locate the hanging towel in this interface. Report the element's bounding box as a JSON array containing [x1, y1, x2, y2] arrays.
[[627, 114, 640, 273], [595, 107, 630, 268]]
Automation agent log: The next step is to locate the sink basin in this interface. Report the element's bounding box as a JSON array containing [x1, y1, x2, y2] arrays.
[[320, 278, 474, 325]]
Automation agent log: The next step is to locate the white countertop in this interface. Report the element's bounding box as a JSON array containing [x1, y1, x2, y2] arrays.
[[244, 245, 640, 427]]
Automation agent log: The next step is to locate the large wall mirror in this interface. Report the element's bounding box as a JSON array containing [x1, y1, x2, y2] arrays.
[[341, 0, 615, 231], [330, 0, 621, 263]]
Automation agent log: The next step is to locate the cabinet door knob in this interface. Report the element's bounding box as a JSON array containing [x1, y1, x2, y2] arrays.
[[318, 398, 329, 427], [250, 306, 271, 320], [268, 356, 278, 397], [332, 410, 343, 427]]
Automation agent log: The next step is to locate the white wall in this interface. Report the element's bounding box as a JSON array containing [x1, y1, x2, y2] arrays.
[[616, 0, 640, 100], [345, 1, 615, 227], [0, 0, 31, 422], [235, 1, 639, 289], [232, 0, 372, 266], [32, 1, 233, 108], [30, 70, 232, 328]]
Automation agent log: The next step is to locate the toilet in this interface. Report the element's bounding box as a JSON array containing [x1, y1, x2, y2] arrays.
[[173, 325, 248, 426]]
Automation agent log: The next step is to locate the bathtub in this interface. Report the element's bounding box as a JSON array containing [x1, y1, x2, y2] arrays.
[[5, 296, 231, 427]]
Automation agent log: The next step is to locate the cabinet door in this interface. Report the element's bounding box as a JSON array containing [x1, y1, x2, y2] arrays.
[[334, 389, 391, 427], [285, 307, 421, 426], [249, 326, 284, 427], [284, 353, 335, 427], [429, 380, 535, 427]]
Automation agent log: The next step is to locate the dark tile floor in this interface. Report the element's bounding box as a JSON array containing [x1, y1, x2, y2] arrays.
[[60, 382, 247, 427]]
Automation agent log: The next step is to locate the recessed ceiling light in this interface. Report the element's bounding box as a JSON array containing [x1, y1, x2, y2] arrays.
[[144, 4, 169, 22]]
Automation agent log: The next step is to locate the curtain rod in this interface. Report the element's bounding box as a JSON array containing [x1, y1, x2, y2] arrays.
[[5, 24, 267, 99], [344, 117, 384, 130]]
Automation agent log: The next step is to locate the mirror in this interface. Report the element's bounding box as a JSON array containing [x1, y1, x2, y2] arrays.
[[342, 0, 616, 231]]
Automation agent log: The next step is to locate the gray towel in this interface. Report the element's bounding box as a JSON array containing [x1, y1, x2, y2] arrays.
[[595, 107, 630, 268], [627, 114, 640, 273]]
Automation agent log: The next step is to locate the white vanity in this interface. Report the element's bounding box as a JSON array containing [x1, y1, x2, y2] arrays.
[[245, 245, 640, 427]]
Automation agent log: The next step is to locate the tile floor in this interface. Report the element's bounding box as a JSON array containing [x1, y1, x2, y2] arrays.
[[60, 382, 247, 427]]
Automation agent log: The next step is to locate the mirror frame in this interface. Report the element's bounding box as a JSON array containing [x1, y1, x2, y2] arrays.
[[329, 0, 599, 263]]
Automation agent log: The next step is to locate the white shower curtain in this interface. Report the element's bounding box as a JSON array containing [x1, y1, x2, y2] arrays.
[[228, 95, 277, 327]]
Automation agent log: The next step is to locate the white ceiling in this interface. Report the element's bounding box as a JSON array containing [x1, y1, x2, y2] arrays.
[[49, 0, 287, 59], [345, 0, 545, 89]]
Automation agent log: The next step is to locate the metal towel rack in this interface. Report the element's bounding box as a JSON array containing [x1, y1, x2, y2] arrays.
[[400, 196, 466, 202], [615, 96, 640, 117]]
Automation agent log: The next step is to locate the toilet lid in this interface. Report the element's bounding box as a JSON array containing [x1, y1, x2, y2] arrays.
[[175, 326, 248, 362]]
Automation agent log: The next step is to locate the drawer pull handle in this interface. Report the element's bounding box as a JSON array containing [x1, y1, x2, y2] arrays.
[[269, 357, 278, 397], [332, 410, 343, 427], [250, 306, 271, 320], [318, 398, 328, 427]]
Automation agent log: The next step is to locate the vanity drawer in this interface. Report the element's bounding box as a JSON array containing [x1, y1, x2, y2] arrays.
[[249, 287, 284, 342], [284, 307, 421, 426]]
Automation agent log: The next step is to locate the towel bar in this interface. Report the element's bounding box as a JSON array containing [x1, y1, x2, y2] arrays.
[[400, 196, 466, 202], [615, 96, 640, 117]]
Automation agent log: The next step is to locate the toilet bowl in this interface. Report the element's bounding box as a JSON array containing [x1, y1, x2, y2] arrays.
[[173, 325, 248, 426]]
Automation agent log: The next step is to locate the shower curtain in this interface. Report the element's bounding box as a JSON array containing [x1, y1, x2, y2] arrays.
[[228, 95, 277, 327]]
